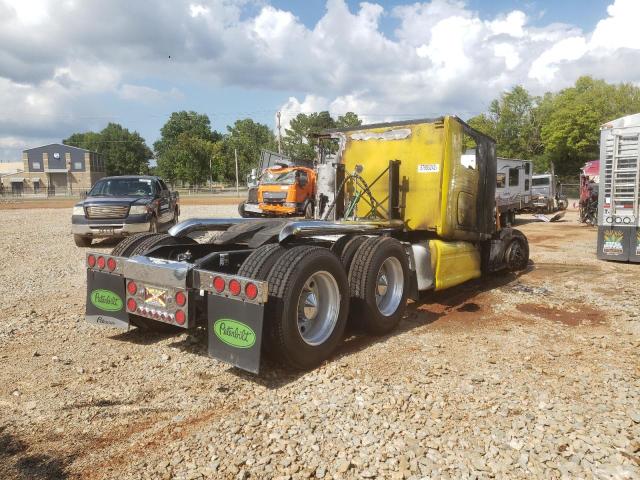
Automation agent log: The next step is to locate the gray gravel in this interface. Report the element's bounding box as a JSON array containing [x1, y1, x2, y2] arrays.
[[0, 206, 638, 480]]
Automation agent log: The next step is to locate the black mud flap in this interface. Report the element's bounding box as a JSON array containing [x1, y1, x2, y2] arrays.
[[86, 269, 129, 329], [207, 295, 264, 374]]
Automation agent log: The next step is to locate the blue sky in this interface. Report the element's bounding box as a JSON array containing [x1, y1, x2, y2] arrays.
[[0, 0, 638, 161]]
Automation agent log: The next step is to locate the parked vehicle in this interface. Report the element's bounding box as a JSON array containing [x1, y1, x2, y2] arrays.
[[530, 164, 568, 213], [597, 112, 640, 262], [495, 157, 533, 226], [239, 165, 316, 218], [72, 175, 179, 247], [578, 160, 599, 225], [83, 116, 529, 373]]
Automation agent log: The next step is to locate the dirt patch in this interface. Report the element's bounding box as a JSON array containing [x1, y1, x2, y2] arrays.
[[516, 303, 606, 327]]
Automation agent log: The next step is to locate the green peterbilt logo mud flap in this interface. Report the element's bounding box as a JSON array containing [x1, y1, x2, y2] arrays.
[[207, 295, 264, 374], [86, 270, 130, 329]]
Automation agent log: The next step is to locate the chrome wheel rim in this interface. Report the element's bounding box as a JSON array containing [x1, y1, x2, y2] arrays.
[[297, 271, 340, 346], [375, 257, 404, 316]]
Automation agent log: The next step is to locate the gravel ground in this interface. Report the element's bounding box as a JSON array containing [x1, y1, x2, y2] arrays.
[[0, 205, 638, 480]]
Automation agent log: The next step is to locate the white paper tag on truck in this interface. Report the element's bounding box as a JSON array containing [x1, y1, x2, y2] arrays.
[[418, 164, 439, 173]]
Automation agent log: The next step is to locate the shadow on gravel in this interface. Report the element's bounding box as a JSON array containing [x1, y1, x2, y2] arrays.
[[0, 427, 74, 480], [226, 265, 535, 389], [109, 328, 178, 345], [103, 263, 534, 389]]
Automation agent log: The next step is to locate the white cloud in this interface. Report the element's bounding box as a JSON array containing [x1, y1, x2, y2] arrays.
[[119, 84, 184, 103], [529, 36, 589, 83], [0, 0, 639, 160], [590, 0, 640, 50]]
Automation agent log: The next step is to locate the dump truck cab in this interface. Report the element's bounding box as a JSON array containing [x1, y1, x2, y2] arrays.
[[240, 165, 316, 218], [84, 116, 529, 374]]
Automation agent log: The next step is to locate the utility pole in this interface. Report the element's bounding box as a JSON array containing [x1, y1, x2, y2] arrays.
[[276, 111, 282, 154], [234, 148, 239, 197]]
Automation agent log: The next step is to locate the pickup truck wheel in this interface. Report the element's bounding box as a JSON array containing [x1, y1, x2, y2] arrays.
[[73, 235, 92, 247], [265, 246, 348, 370], [348, 237, 409, 335]]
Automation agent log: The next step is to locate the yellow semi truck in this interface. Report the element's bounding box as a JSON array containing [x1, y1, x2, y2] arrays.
[[83, 116, 529, 373]]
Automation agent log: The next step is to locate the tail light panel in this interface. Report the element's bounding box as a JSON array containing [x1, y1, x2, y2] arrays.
[[125, 282, 190, 328], [193, 270, 268, 305], [86, 252, 123, 275]]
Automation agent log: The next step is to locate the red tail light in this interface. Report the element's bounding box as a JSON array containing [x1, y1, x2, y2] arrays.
[[175, 291, 187, 307], [175, 310, 186, 325], [245, 282, 258, 300], [97, 256, 106, 269], [126, 298, 137, 312], [213, 276, 225, 293], [229, 279, 241, 296], [87, 254, 96, 268], [107, 258, 117, 271], [127, 281, 137, 295]]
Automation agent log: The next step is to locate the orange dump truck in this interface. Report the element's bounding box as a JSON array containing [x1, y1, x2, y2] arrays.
[[239, 166, 316, 218]]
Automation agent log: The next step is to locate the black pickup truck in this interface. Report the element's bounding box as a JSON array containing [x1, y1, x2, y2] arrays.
[[72, 175, 179, 247]]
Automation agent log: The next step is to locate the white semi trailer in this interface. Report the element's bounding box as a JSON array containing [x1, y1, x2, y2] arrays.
[[597, 112, 640, 262]]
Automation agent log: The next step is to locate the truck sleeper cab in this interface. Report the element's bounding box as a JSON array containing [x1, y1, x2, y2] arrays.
[[85, 117, 530, 373]]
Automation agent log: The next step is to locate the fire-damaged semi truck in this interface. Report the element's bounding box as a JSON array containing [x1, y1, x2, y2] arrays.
[[85, 116, 530, 373]]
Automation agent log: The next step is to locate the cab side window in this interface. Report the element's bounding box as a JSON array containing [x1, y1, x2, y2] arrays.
[[298, 171, 308, 187]]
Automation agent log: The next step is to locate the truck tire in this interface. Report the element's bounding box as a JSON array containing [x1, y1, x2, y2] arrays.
[[331, 235, 367, 272], [503, 229, 529, 271], [304, 201, 314, 219], [348, 236, 409, 335], [265, 246, 349, 370], [238, 243, 288, 280], [111, 233, 157, 257], [238, 201, 247, 218], [74, 234, 92, 247], [129, 233, 196, 257]]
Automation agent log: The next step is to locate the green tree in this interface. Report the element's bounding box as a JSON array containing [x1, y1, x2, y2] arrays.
[[541, 76, 640, 175], [154, 111, 219, 157], [335, 112, 362, 129], [159, 134, 220, 186], [223, 118, 276, 180], [283, 111, 336, 163], [155, 111, 221, 185], [466, 86, 543, 160], [63, 123, 152, 175]]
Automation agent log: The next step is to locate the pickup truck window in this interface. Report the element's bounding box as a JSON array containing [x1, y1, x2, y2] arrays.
[[158, 179, 169, 191], [89, 178, 155, 197]]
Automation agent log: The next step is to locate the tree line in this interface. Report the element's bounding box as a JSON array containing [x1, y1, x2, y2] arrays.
[[64, 76, 640, 185], [466, 76, 640, 177], [63, 110, 362, 186]]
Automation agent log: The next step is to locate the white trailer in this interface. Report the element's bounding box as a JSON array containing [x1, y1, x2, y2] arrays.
[[495, 157, 533, 225], [597, 112, 640, 262]]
